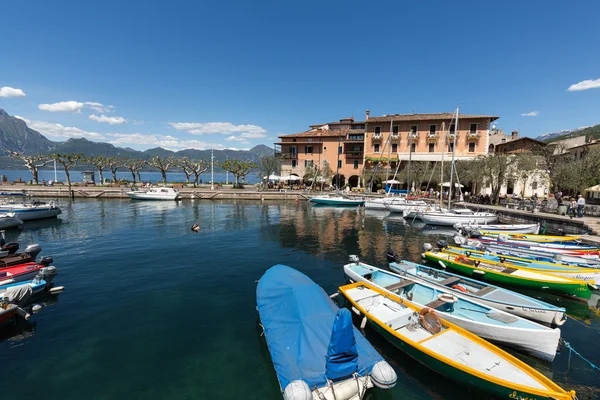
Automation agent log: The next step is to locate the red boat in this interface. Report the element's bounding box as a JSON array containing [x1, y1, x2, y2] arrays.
[[0, 257, 56, 286], [0, 303, 17, 325]]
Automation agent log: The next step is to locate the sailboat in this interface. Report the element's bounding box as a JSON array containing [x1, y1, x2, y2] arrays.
[[418, 108, 497, 226]]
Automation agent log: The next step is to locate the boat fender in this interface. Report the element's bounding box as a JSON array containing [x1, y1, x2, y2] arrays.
[[452, 284, 469, 294], [453, 235, 467, 245], [419, 308, 442, 334], [553, 312, 567, 327], [360, 316, 368, 330], [473, 270, 485, 275], [16, 307, 30, 320], [283, 380, 312, 400], [438, 261, 447, 269], [49, 286, 64, 294], [370, 360, 397, 389], [588, 282, 598, 290], [437, 293, 458, 304], [498, 234, 508, 242], [351, 306, 361, 316], [31, 304, 42, 313]]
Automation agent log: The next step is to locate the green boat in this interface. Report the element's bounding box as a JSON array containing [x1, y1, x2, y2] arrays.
[[423, 250, 593, 301], [339, 281, 576, 400]]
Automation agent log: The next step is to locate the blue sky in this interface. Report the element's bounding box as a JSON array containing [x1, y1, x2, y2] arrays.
[[1, 0, 599, 151]]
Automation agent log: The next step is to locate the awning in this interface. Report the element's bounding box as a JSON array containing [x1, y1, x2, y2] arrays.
[[440, 182, 464, 188], [263, 174, 281, 181], [584, 184, 600, 192], [280, 174, 301, 181], [385, 179, 401, 184]]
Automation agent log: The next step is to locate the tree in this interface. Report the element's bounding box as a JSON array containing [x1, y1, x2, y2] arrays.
[[87, 155, 110, 184], [106, 157, 122, 183], [176, 157, 193, 184], [553, 148, 600, 194], [258, 155, 280, 190], [148, 156, 176, 183], [178, 158, 208, 186], [49, 153, 83, 192], [219, 159, 256, 188], [7, 151, 51, 184], [123, 159, 145, 183]]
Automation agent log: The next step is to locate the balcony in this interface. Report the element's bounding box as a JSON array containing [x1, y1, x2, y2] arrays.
[[345, 135, 365, 142], [390, 134, 400, 143], [467, 131, 481, 140], [278, 153, 298, 159], [408, 132, 419, 141], [345, 150, 364, 158], [427, 133, 439, 142]]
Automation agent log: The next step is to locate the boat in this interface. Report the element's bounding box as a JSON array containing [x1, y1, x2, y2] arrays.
[[0, 200, 61, 221], [0, 213, 23, 230], [344, 258, 561, 361], [419, 209, 498, 226], [422, 250, 593, 300], [0, 243, 43, 267], [309, 194, 365, 206], [386, 255, 566, 327], [478, 232, 582, 243], [256, 265, 397, 400], [454, 222, 540, 235], [454, 238, 600, 268], [338, 281, 576, 400], [365, 195, 425, 210], [126, 187, 181, 200], [0, 276, 47, 298], [383, 199, 428, 213], [0, 301, 18, 325], [440, 246, 600, 284], [402, 205, 443, 220], [0, 257, 56, 286], [476, 234, 597, 251]]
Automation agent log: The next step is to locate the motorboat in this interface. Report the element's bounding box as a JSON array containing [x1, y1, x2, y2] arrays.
[[454, 222, 540, 235], [0, 301, 17, 325], [423, 250, 593, 301], [0, 257, 56, 286], [386, 254, 566, 327], [344, 258, 561, 361], [0, 213, 23, 230], [126, 187, 181, 201], [0, 200, 61, 221], [366, 196, 426, 211], [256, 265, 397, 400], [309, 194, 364, 206], [0, 241, 43, 266], [0, 275, 47, 298], [338, 281, 575, 399], [419, 209, 498, 226], [402, 205, 444, 220]]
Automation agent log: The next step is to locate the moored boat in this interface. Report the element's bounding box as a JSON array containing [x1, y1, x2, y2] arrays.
[[0, 200, 61, 221], [381, 199, 428, 212], [419, 209, 498, 226], [344, 259, 561, 361], [479, 232, 582, 243], [423, 250, 593, 300], [309, 194, 364, 206], [126, 187, 180, 200], [338, 281, 576, 400], [0, 257, 56, 286], [0, 276, 47, 298], [386, 256, 567, 327], [0, 213, 24, 230], [0, 301, 18, 325], [454, 222, 540, 234], [257, 265, 397, 400]]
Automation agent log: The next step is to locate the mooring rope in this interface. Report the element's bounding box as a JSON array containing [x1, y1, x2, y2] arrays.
[[560, 338, 600, 373]]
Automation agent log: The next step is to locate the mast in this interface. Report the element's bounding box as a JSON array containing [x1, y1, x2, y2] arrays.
[[448, 107, 459, 210], [385, 119, 393, 194], [407, 137, 412, 194], [440, 121, 446, 208]]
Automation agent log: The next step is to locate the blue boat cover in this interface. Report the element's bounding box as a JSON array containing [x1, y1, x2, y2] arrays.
[[385, 185, 408, 194], [257, 265, 384, 391]]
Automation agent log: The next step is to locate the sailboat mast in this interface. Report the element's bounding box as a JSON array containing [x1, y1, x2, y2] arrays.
[[448, 107, 459, 210], [440, 122, 445, 208]]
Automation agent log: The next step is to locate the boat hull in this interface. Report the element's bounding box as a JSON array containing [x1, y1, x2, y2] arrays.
[[458, 224, 540, 234], [421, 213, 498, 226], [0, 304, 17, 325], [309, 197, 364, 206], [126, 193, 180, 200], [424, 253, 592, 300], [0, 207, 61, 221], [345, 266, 560, 361], [0, 214, 24, 229]]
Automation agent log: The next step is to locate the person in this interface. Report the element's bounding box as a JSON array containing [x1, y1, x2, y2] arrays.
[[568, 197, 577, 219], [577, 194, 586, 218], [42, 179, 47, 186], [555, 191, 562, 204], [48, 179, 54, 186]]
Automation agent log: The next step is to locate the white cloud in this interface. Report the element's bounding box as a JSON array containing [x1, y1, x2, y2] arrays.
[[38, 100, 114, 113], [107, 133, 226, 151], [168, 121, 267, 136], [568, 78, 600, 92], [89, 114, 127, 125], [0, 86, 26, 97], [15, 116, 104, 139], [239, 132, 267, 139], [521, 111, 539, 117], [131, 120, 146, 125], [225, 135, 250, 144]]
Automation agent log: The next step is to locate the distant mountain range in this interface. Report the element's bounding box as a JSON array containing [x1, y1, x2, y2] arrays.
[[535, 124, 600, 143], [0, 108, 274, 169]]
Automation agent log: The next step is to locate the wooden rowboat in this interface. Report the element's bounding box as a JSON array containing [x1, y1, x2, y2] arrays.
[[338, 282, 576, 400]]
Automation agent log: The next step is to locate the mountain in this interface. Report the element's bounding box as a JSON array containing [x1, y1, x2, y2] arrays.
[[0, 109, 55, 154], [0, 108, 275, 169], [536, 124, 600, 143]]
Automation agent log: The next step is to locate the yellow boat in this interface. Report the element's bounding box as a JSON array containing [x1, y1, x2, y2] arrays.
[[339, 281, 576, 400], [479, 232, 582, 243]]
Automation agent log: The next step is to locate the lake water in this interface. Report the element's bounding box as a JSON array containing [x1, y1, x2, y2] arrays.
[[0, 200, 598, 400]]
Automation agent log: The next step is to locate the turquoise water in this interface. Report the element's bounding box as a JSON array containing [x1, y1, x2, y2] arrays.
[[0, 200, 598, 399]]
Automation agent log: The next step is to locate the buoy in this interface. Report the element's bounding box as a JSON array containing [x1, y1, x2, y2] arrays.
[[371, 360, 398, 389], [49, 286, 64, 294], [191, 223, 199, 232], [360, 316, 368, 330], [32, 304, 42, 313]]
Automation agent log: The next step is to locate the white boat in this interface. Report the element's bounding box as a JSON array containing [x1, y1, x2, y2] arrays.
[[0, 213, 23, 229], [402, 205, 444, 220], [364, 196, 407, 210], [420, 209, 498, 226], [309, 194, 364, 206], [383, 199, 428, 213], [455, 222, 540, 235], [126, 187, 181, 200], [0, 201, 62, 221], [344, 258, 561, 361]]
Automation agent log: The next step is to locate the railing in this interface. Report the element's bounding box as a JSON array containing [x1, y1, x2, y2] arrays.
[[278, 153, 298, 159], [427, 133, 439, 141], [408, 133, 419, 140], [345, 136, 365, 142], [345, 151, 364, 158], [390, 135, 400, 142], [467, 131, 481, 139], [372, 134, 382, 140]]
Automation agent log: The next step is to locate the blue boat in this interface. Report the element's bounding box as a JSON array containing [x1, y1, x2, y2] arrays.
[[0, 276, 47, 297], [309, 195, 364, 206], [384, 185, 408, 195], [257, 265, 396, 400]]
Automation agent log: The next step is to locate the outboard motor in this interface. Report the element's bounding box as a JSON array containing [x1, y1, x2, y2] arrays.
[[38, 265, 57, 284], [24, 244, 42, 259], [470, 230, 483, 239], [436, 239, 449, 249], [453, 235, 467, 245], [38, 256, 53, 267], [423, 243, 433, 252], [498, 234, 509, 242], [386, 249, 399, 263], [1, 242, 19, 255]]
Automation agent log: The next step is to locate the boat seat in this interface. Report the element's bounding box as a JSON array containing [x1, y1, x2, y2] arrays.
[[424, 299, 446, 309], [501, 267, 518, 274], [473, 286, 496, 296], [438, 277, 462, 286], [385, 280, 413, 291]]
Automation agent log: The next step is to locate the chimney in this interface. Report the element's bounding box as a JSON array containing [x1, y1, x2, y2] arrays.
[[365, 110, 370, 120], [511, 130, 519, 139]]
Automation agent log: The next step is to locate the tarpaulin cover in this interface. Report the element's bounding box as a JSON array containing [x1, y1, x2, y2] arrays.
[[256, 264, 383, 391]]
